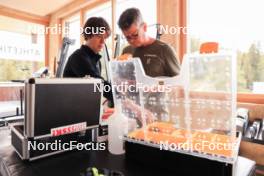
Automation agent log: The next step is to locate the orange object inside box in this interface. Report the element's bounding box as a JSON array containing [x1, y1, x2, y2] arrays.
[[127, 122, 236, 158]]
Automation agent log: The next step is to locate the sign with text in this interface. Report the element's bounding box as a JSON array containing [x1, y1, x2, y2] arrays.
[[0, 31, 45, 61]]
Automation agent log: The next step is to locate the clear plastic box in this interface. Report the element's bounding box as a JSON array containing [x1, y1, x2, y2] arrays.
[[109, 52, 239, 163]]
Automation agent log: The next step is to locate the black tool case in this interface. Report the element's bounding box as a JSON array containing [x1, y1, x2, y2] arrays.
[[11, 78, 103, 161]]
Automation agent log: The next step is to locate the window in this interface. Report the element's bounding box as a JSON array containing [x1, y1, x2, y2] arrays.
[[85, 2, 112, 30], [63, 14, 81, 57], [85, 2, 112, 80], [0, 15, 45, 82], [85, 1, 112, 55], [116, 0, 157, 50], [188, 0, 264, 93], [0, 15, 45, 118]]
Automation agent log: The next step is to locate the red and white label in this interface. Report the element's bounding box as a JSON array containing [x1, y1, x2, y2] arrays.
[[51, 122, 87, 136]]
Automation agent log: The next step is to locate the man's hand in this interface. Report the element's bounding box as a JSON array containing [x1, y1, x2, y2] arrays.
[[116, 54, 132, 61], [122, 98, 155, 125]]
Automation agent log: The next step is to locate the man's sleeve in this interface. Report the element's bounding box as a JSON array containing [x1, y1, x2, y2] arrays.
[[163, 45, 181, 76], [122, 45, 134, 55]]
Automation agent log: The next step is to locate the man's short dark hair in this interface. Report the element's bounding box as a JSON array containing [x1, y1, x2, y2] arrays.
[[83, 17, 111, 40], [118, 8, 143, 30]]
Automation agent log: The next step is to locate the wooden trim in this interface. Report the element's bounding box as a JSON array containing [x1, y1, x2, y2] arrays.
[[238, 93, 264, 104], [157, 0, 160, 23], [157, 0, 186, 62], [45, 25, 49, 66], [189, 91, 264, 104], [57, 18, 63, 49], [0, 5, 49, 25], [51, 0, 92, 18], [80, 9, 85, 27], [80, 9, 85, 45], [50, 18, 62, 75], [189, 91, 231, 101], [111, 0, 116, 55], [178, 0, 187, 63], [240, 141, 264, 166], [51, 0, 109, 19]]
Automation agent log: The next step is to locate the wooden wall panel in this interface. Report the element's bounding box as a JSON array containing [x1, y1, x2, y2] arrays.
[[157, 0, 186, 62]]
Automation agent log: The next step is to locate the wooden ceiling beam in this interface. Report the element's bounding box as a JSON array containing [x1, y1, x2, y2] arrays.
[[0, 5, 50, 25]]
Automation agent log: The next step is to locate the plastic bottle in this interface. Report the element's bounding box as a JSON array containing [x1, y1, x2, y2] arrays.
[[108, 101, 128, 155]]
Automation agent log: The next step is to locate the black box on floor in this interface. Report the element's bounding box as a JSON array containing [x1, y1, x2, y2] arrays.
[[125, 141, 235, 176]]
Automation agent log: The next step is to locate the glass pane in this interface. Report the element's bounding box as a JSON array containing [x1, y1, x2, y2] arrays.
[[188, 0, 264, 93], [64, 15, 81, 57], [85, 2, 112, 80], [0, 15, 45, 118], [116, 0, 157, 51]]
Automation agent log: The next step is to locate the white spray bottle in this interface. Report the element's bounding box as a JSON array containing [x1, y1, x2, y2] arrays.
[[108, 100, 128, 155]]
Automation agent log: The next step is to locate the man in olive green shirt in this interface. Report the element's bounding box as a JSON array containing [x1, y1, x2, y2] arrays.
[[118, 8, 180, 77], [117, 8, 181, 123]]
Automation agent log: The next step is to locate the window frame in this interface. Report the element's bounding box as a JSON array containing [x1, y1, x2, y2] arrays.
[[0, 10, 49, 66], [184, 0, 264, 104]]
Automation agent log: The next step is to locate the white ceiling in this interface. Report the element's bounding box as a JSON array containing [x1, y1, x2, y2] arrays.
[[0, 0, 75, 16]]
